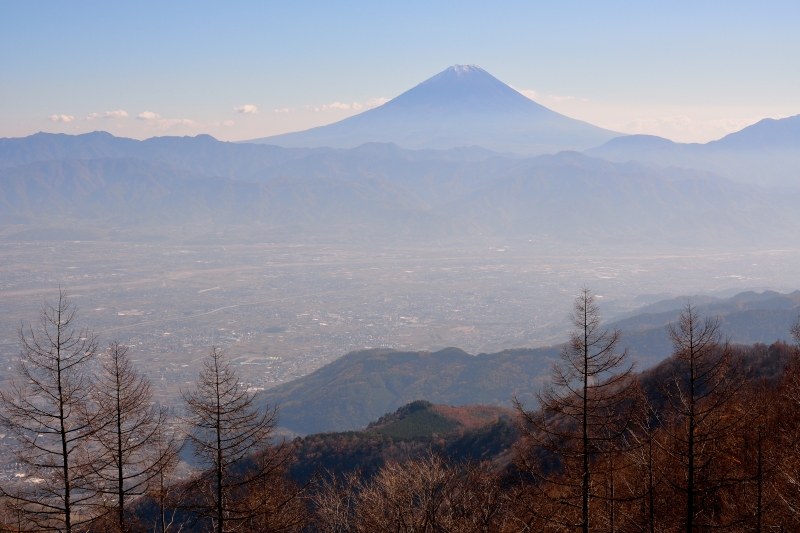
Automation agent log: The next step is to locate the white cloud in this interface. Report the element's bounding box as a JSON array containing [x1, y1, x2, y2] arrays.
[[234, 104, 258, 114], [48, 114, 74, 123], [274, 107, 295, 114], [136, 111, 161, 120], [222, 120, 234, 127], [150, 118, 200, 131], [515, 88, 538, 100], [86, 109, 129, 120], [319, 102, 351, 111], [365, 97, 388, 108], [551, 95, 587, 103], [105, 109, 128, 119], [308, 98, 388, 113]]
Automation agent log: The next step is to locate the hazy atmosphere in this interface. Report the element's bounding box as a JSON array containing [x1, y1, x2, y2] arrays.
[[2, 2, 800, 532]]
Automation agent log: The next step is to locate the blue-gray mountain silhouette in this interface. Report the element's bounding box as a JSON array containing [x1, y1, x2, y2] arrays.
[[586, 114, 800, 187], [248, 65, 621, 154]]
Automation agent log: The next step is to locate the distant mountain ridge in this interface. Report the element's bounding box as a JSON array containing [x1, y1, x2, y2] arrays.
[[3, 133, 800, 246], [0, 131, 329, 177], [286, 336, 795, 483], [0, 131, 509, 174], [586, 115, 800, 187], [248, 65, 621, 154], [0, 157, 446, 238]]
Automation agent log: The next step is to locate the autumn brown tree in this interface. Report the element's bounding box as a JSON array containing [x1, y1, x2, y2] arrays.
[[774, 333, 800, 526], [614, 390, 665, 533], [656, 304, 746, 532], [90, 341, 175, 532], [727, 378, 784, 532], [147, 426, 183, 533], [0, 289, 101, 533], [514, 287, 636, 533], [311, 455, 509, 533], [180, 347, 291, 533]]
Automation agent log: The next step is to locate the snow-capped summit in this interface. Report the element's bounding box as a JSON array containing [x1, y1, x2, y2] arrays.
[[248, 65, 620, 154]]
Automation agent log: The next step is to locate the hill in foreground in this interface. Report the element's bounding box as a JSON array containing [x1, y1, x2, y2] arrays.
[[259, 291, 800, 435], [286, 340, 796, 483], [289, 400, 518, 483]]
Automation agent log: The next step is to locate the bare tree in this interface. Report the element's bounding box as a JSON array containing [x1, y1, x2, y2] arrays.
[[358, 454, 457, 532], [312, 455, 507, 533], [90, 342, 174, 532], [657, 303, 745, 532], [148, 426, 183, 533], [234, 451, 307, 533], [310, 470, 363, 533], [729, 378, 784, 532], [180, 347, 285, 533], [774, 343, 800, 528], [617, 392, 663, 533], [514, 287, 636, 533], [0, 289, 101, 533]]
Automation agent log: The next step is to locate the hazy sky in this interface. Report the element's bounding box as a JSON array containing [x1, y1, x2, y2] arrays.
[[2, 1, 798, 144]]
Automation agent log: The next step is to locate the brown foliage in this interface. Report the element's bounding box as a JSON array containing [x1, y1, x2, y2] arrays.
[[311, 454, 510, 533], [90, 341, 175, 533], [179, 347, 304, 533], [514, 287, 636, 533]]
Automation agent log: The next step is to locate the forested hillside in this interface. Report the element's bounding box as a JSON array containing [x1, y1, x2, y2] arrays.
[[258, 290, 800, 435]]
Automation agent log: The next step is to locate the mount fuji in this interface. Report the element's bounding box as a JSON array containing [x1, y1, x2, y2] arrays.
[[247, 65, 621, 155]]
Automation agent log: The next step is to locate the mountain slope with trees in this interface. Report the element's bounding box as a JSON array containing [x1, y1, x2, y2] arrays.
[[258, 291, 800, 435]]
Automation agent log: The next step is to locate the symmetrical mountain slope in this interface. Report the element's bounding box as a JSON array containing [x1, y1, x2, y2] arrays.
[[248, 65, 621, 154], [585, 115, 800, 187]]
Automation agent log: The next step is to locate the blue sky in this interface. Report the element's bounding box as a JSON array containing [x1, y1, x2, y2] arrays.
[[2, 1, 799, 143]]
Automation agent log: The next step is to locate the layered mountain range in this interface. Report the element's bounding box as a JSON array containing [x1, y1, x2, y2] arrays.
[[2, 132, 799, 247], [587, 114, 800, 187], [1, 64, 799, 245]]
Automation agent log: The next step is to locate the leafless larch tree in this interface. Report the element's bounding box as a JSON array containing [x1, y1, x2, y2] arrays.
[[657, 303, 746, 532], [0, 289, 101, 533], [180, 347, 301, 533], [89, 341, 177, 533], [514, 287, 636, 533]]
